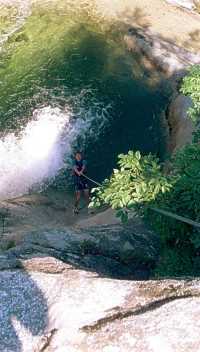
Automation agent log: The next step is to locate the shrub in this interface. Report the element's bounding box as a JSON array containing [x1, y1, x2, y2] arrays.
[[154, 247, 194, 277], [90, 143, 200, 276], [90, 151, 172, 223], [180, 65, 200, 123]]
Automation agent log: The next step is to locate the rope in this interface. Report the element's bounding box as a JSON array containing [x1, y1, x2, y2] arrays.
[[149, 207, 200, 229], [82, 173, 102, 187], [81, 174, 200, 229], [81, 175, 200, 230]]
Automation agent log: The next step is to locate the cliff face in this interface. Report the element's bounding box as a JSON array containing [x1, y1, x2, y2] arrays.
[[95, 0, 200, 151]]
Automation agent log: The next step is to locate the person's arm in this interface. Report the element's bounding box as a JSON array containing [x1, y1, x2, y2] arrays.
[[73, 165, 81, 176], [79, 160, 87, 175]]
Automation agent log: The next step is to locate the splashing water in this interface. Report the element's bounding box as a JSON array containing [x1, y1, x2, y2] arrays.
[[0, 96, 112, 200], [0, 105, 92, 199]]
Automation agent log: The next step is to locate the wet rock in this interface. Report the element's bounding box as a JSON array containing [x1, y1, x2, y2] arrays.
[[0, 255, 20, 270], [5, 221, 159, 277], [80, 254, 136, 279]]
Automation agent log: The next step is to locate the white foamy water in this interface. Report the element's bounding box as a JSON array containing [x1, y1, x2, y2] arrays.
[[0, 105, 92, 199], [0, 0, 31, 50]]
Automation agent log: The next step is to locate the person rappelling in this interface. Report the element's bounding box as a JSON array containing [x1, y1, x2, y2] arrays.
[[73, 151, 90, 214]]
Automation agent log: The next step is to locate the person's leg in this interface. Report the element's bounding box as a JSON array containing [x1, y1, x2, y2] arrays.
[[74, 190, 81, 212]]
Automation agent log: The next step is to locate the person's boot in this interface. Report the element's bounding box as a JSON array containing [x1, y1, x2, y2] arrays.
[[73, 206, 79, 215]]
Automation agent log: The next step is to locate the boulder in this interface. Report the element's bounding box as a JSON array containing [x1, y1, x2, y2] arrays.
[[6, 220, 159, 278], [167, 94, 194, 152], [0, 254, 200, 351]]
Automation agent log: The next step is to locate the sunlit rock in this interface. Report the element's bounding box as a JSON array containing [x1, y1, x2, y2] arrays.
[[165, 0, 195, 10], [167, 94, 194, 152], [0, 253, 200, 351]]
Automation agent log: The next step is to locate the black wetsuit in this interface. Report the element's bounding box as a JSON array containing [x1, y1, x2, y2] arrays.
[[73, 159, 89, 191]]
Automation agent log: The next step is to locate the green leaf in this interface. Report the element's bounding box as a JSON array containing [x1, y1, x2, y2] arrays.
[[135, 151, 141, 160], [121, 212, 128, 223]]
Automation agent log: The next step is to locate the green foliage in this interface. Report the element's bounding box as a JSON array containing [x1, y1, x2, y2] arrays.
[[90, 64, 200, 276], [166, 142, 200, 222], [154, 247, 194, 277], [90, 151, 172, 222], [190, 230, 200, 250], [91, 140, 200, 276], [79, 239, 99, 256], [149, 141, 200, 276], [180, 65, 200, 123], [0, 239, 16, 251]]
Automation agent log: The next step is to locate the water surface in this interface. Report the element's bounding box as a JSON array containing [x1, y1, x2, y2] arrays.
[[0, 1, 170, 197]]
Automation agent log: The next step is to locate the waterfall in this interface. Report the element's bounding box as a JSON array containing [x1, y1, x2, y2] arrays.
[[0, 98, 112, 200], [0, 106, 84, 199]]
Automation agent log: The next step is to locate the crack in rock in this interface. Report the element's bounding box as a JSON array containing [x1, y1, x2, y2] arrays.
[[37, 329, 58, 352], [81, 293, 200, 333]]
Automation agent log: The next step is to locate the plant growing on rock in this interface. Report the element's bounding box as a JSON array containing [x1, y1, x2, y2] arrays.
[[90, 151, 172, 222]]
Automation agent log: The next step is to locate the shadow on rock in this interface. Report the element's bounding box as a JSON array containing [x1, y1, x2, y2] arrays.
[[0, 269, 48, 352], [5, 220, 160, 281]]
